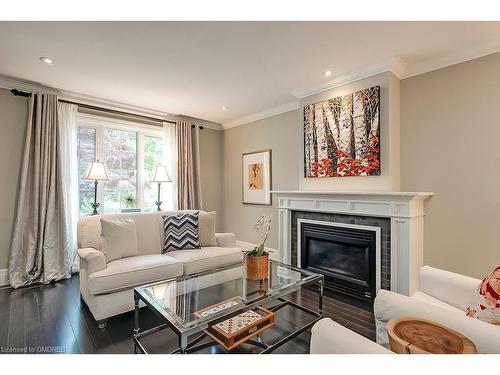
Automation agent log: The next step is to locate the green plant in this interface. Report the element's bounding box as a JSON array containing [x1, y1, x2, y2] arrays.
[[246, 215, 273, 257], [122, 192, 136, 208]]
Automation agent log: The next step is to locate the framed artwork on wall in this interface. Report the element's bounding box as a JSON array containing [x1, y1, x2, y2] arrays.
[[303, 85, 381, 178], [242, 149, 272, 205]]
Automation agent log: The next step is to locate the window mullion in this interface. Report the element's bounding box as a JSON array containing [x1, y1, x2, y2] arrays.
[[137, 132, 144, 211], [97, 126, 105, 212]]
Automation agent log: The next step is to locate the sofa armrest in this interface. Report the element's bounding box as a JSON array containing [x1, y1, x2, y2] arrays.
[[310, 318, 392, 354], [419, 265, 480, 311], [215, 233, 236, 248], [374, 289, 500, 354], [78, 247, 106, 275]]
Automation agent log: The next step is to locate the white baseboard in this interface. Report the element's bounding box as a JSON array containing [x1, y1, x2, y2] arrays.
[[0, 269, 9, 287], [236, 240, 280, 262]]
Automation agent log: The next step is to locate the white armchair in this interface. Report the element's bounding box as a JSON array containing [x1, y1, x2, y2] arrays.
[[374, 266, 500, 353], [310, 318, 392, 354]]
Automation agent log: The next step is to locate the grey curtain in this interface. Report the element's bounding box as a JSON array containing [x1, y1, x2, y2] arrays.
[[8, 93, 72, 288], [175, 120, 203, 210]]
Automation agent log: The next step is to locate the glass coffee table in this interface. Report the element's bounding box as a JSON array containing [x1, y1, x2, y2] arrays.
[[133, 260, 324, 354]]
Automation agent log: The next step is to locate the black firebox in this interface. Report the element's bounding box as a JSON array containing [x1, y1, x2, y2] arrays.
[[300, 221, 377, 302]]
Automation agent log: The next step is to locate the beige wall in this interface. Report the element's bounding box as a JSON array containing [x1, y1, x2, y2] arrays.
[[0, 88, 28, 270], [222, 110, 301, 249], [199, 128, 223, 231], [400, 53, 500, 278]]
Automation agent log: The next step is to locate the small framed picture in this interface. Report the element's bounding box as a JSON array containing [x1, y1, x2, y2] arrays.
[[242, 150, 272, 205]]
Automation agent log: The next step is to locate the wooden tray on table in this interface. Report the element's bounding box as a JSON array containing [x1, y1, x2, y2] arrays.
[[204, 307, 275, 351]]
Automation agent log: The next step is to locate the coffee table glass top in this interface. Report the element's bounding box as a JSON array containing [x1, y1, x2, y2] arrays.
[[135, 260, 321, 330]]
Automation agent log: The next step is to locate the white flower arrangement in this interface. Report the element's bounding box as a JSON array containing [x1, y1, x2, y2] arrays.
[[246, 215, 273, 257]]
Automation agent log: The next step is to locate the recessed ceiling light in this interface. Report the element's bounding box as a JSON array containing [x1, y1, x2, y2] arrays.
[[221, 106, 229, 110], [39, 57, 55, 64], [325, 70, 332, 77]]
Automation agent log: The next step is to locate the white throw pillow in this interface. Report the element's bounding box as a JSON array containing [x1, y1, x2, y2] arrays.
[[198, 211, 218, 247], [100, 218, 139, 263]]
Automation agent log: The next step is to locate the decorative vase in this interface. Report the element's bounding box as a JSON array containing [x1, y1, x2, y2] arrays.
[[246, 253, 269, 280]]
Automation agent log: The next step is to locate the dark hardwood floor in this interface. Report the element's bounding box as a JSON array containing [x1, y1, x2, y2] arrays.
[[0, 275, 375, 354]]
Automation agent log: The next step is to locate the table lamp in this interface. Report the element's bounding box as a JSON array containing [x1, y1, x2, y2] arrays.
[[151, 166, 172, 211], [82, 160, 110, 215]]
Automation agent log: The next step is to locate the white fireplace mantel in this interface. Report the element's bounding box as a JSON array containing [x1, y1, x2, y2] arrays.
[[271, 190, 434, 296]]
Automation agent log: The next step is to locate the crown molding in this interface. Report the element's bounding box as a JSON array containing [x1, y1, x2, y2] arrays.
[[290, 57, 407, 99], [0, 74, 61, 95], [178, 114, 223, 131], [401, 38, 500, 79], [0, 74, 223, 131], [5, 38, 500, 134], [220, 41, 500, 130], [222, 100, 299, 129], [220, 57, 406, 130]]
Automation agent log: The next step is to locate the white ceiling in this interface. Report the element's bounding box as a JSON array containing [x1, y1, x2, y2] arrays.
[[1, 21, 500, 126]]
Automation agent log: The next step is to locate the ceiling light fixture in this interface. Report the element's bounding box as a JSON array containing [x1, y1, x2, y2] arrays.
[[325, 70, 332, 77], [39, 57, 55, 64], [221, 106, 229, 110]]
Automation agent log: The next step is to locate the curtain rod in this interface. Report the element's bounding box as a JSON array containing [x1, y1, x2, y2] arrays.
[[10, 89, 203, 129], [59, 99, 177, 125]]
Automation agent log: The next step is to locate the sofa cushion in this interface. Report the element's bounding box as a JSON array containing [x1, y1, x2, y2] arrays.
[[199, 211, 217, 247], [88, 254, 183, 295], [167, 247, 244, 274], [78, 210, 199, 255], [100, 218, 139, 262], [419, 265, 480, 311], [411, 291, 463, 313], [162, 212, 201, 253]]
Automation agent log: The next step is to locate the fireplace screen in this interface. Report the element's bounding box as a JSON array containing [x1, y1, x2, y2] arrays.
[[300, 221, 377, 301]]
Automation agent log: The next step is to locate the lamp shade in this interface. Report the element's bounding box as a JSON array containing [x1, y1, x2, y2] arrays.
[[151, 166, 172, 183], [83, 161, 110, 181]]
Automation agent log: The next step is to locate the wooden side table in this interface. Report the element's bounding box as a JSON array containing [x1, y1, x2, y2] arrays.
[[387, 317, 477, 354]]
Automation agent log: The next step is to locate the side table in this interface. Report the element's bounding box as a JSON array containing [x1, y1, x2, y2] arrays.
[[387, 317, 477, 354]]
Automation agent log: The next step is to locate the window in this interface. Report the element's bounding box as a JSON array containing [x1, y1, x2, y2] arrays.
[[77, 116, 173, 216]]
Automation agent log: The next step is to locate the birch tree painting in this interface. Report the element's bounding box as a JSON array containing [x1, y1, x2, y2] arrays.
[[304, 85, 380, 178]]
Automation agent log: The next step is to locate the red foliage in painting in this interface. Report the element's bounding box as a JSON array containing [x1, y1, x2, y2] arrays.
[[309, 135, 380, 178]]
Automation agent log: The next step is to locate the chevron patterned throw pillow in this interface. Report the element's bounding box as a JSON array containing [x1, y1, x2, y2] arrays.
[[162, 212, 201, 253]]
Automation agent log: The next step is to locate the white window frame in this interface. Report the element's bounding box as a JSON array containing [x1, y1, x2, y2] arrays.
[[77, 112, 165, 213]]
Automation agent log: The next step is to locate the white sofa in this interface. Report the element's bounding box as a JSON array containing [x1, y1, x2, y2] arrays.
[[77, 211, 244, 322], [310, 318, 392, 354], [374, 265, 500, 354]]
